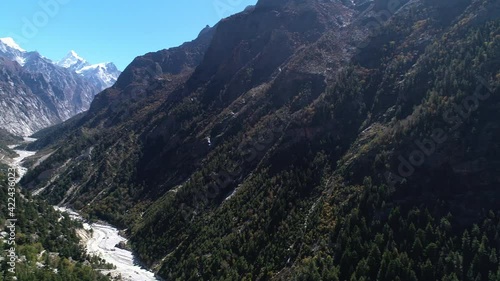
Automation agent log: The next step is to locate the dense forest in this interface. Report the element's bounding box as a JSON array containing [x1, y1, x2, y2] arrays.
[[136, 3, 500, 280], [0, 168, 112, 280], [16, 0, 500, 280]]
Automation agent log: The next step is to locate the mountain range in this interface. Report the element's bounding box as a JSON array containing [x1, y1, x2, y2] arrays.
[[57, 50, 121, 90], [0, 38, 120, 136], [13, 0, 500, 280]]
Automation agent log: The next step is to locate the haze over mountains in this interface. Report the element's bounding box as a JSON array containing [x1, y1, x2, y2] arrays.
[[0, 38, 120, 136]]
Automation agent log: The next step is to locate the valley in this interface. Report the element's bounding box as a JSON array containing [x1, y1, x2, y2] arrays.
[[9, 140, 158, 281], [55, 207, 159, 281], [2, 0, 500, 280], [8, 137, 36, 182]]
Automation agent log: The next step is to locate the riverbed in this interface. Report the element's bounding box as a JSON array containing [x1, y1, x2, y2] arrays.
[[8, 137, 37, 182], [54, 207, 159, 281], [10, 139, 159, 281]]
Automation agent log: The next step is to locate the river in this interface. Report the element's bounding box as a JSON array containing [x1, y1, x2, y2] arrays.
[[8, 137, 37, 182], [10, 139, 160, 281], [54, 207, 159, 281]]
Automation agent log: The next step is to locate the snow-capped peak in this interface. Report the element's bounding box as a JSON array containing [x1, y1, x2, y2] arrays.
[[0, 37, 27, 65], [69, 50, 84, 61], [57, 50, 88, 69], [76, 62, 121, 89], [0, 37, 26, 52], [77, 62, 107, 72], [57, 50, 121, 89]]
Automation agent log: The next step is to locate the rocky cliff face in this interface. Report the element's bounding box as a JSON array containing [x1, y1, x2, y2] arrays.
[[0, 56, 61, 136], [21, 0, 500, 279], [0, 38, 120, 136]]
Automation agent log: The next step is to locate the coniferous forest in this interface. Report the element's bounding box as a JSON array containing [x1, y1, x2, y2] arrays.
[[0, 169, 112, 281], [2, 0, 500, 280]]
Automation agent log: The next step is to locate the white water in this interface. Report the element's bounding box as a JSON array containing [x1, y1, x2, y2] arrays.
[[10, 139, 160, 281]]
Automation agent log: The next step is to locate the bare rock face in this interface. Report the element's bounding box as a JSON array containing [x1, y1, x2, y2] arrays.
[[0, 38, 121, 136], [0, 56, 61, 136]]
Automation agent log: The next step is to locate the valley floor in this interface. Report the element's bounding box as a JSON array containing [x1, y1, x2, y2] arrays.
[[56, 207, 159, 281], [12, 142, 158, 281]]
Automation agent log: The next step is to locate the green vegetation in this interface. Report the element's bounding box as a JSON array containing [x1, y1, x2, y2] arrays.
[[0, 129, 22, 161], [132, 3, 500, 280], [18, 0, 500, 280], [0, 129, 22, 147], [0, 171, 111, 280]]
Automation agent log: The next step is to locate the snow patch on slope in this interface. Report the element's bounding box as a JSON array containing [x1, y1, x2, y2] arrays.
[[77, 62, 119, 87], [0, 37, 27, 66], [0, 37, 25, 52], [58, 51, 121, 89]]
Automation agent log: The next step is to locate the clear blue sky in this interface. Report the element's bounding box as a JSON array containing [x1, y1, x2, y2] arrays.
[[0, 0, 257, 70]]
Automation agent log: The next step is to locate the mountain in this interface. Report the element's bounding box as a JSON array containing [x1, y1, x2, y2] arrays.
[[0, 37, 26, 65], [57, 50, 88, 71], [76, 62, 121, 90], [21, 0, 500, 280], [0, 128, 22, 168], [0, 39, 120, 136], [57, 51, 121, 89]]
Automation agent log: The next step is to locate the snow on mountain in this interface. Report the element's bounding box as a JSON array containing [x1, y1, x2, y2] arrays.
[[0, 38, 120, 136], [57, 50, 89, 71], [0, 37, 25, 52], [0, 37, 27, 66], [58, 51, 121, 89], [76, 62, 121, 89], [0, 52, 101, 136]]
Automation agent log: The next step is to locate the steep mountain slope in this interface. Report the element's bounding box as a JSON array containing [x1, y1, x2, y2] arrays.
[[0, 56, 63, 136], [22, 0, 500, 280], [25, 0, 357, 217], [0, 128, 21, 168], [0, 39, 120, 136]]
